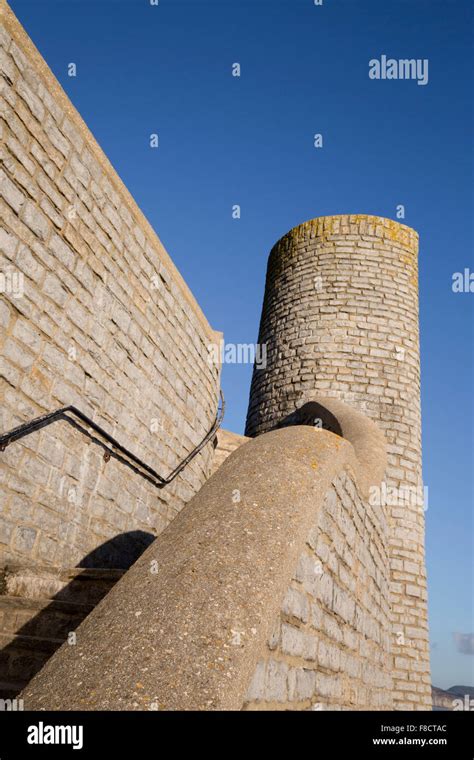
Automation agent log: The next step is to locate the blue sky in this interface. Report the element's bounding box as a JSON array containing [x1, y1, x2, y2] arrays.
[[9, 0, 473, 690]]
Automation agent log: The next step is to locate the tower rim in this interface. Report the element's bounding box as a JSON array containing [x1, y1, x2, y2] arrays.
[[269, 214, 419, 258]]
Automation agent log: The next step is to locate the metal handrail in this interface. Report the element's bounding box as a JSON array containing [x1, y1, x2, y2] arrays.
[[0, 391, 225, 489]]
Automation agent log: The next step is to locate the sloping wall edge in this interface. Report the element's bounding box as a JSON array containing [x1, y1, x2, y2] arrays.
[[20, 397, 387, 710]]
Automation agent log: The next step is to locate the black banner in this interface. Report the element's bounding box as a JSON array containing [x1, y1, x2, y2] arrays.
[[0, 710, 472, 757]]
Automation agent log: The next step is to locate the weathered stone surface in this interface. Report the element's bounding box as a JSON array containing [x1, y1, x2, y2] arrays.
[[20, 418, 385, 710]]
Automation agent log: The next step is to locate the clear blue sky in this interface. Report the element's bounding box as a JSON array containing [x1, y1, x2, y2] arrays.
[[9, 0, 473, 691]]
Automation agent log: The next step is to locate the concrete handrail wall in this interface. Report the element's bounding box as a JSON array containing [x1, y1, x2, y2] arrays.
[[309, 395, 387, 499], [21, 398, 387, 710]]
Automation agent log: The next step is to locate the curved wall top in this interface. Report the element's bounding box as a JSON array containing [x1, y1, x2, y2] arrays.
[[21, 400, 388, 711]]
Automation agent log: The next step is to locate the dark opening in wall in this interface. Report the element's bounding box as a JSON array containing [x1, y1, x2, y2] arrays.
[[274, 401, 343, 437]]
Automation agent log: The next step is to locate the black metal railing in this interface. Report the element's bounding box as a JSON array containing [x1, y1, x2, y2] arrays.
[[0, 391, 225, 489]]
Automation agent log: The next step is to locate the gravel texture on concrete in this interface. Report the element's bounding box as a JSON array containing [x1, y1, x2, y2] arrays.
[[21, 400, 385, 711]]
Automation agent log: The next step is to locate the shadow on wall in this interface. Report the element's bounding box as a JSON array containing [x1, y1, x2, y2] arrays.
[[273, 402, 343, 437], [0, 530, 155, 698], [77, 529, 155, 569]]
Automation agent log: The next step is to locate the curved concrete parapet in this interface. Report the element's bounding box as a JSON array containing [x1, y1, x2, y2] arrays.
[[309, 395, 387, 500], [21, 399, 387, 710]]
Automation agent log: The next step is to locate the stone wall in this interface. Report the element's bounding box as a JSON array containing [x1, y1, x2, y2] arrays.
[[0, 2, 221, 569], [245, 215, 431, 709], [244, 470, 392, 710]]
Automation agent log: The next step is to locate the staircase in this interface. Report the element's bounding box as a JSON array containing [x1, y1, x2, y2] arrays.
[[0, 563, 124, 699]]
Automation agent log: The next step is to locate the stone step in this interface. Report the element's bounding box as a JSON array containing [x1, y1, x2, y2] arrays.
[[0, 596, 92, 639], [0, 564, 124, 695], [0, 632, 63, 685], [0, 564, 124, 605]]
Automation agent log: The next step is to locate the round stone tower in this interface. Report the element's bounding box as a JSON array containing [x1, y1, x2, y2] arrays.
[[245, 214, 431, 709]]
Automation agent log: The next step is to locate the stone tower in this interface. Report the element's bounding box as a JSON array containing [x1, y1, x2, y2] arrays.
[[245, 214, 431, 709]]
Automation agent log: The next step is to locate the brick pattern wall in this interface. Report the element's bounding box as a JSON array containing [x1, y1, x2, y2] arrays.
[[244, 470, 392, 710], [0, 8, 220, 568], [245, 215, 431, 709]]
